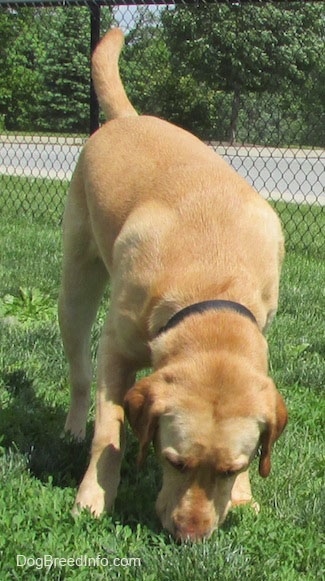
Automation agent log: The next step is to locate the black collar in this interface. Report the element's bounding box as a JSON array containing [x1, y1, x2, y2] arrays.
[[156, 299, 257, 336]]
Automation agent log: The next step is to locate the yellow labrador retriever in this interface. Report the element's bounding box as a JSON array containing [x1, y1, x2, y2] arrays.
[[59, 28, 287, 541]]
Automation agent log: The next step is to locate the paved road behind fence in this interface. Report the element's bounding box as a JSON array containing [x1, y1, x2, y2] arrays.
[[1, 135, 324, 206]]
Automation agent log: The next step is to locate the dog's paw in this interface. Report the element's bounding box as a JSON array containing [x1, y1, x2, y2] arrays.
[[231, 497, 260, 514], [61, 428, 86, 443], [63, 417, 86, 442], [73, 483, 106, 518], [250, 500, 260, 514]]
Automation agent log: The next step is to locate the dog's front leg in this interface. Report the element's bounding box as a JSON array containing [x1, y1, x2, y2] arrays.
[[74, 323, 136, 516], [231, 470, 260, 514]]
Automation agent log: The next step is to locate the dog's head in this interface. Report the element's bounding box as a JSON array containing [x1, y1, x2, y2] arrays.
[[124, 350, 287, 541]]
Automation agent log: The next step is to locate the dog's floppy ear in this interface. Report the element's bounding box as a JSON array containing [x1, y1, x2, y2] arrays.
[[124, 375, 166, 466], [259, 385, 288, 478]]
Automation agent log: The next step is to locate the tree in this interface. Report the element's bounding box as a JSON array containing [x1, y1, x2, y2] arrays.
[[0, 8, 16, 125], [38, 7, 92, 133], [161, 2, 324, 143], [0, 8, 44, 130], [0, 6, 114, 133], [120, 8, 170, 118], [38, 6, 114, 133]]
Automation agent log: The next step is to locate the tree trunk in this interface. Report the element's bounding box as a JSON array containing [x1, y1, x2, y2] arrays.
[[229, 86, 241, 144]]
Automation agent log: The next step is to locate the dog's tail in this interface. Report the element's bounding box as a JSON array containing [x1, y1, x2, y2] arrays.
[[91, 28, 137, 121]]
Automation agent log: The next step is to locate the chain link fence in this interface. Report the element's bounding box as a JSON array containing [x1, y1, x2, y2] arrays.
[[0, 0, 324, 254]]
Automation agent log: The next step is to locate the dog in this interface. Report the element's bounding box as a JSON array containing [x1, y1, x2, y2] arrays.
[[59, 28, 287, 541]]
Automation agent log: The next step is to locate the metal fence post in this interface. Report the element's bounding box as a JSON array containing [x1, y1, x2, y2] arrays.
[[90, 2, 101, 135]]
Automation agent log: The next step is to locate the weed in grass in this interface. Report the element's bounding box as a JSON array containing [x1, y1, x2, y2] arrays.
[[0, 287, 57, 326]]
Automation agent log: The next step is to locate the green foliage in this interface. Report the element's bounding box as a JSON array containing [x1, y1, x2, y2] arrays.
[[0, 6, 113, 133], [122, 25, 171, 118], [160, 2, 325, 143], [37, 7, 91, 133], [0, 3, 324, 145], [118, 3, 325, 145], [0, 8, 44, 130], [162, 3, 323, 92]]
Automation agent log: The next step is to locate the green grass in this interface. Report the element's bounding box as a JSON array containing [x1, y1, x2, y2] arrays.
[[272, 200, 325, 257], [0, 175, 67, 226], [0, 176, 324, 580]]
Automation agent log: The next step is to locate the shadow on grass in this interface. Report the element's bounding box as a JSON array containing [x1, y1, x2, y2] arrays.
[[0, 367, 163, 532], [0, 368, 90, 487]]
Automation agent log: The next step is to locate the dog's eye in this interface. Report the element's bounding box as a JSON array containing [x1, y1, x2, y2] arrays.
[[220, 469, 237, 478], [166, 457, 188, 473]]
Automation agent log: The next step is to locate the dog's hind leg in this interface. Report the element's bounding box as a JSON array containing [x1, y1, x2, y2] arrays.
[[74, 319, 136, 515], [59, 180, 108, 441]]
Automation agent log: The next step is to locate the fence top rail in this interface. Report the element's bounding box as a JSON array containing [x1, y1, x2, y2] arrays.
[[0, 0, 302, 6], [1, 0, 171, 5], [1, 0, 202, 6]]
